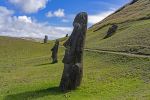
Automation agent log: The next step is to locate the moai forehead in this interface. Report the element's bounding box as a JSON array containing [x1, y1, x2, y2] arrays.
[[73, 12, 88, 26]]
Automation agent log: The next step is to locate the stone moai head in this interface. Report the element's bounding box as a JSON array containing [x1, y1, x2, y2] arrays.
[[66, 34, 68, 37], [55, 39, 59, 45], [104, 24, 118, 39], [107, 24, 118, 35], [44, 35, 48, 43], [112, 24, 118, 30], [63, 12, 88, 48], [73, 12, 88, 27], [45, 35, 48, 39]]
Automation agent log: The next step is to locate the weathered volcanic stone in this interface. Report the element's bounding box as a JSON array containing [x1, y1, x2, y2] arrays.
[[104, 24, 118, 39], [59, 12, 88, 91], [44, 35, 48, 43], [66, 34, 69, 37], [51, 40, 59, 63]]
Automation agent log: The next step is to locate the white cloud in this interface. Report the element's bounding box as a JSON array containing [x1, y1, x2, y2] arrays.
[[88, 10, 115, 24], [0, 6, 14, 25], [0, 6, 14, 16], [54, 9, 65, 17], [8, 0, 48, 13], [46, 9, 65, 18], [0, 6, 72, 40], [46, 11, 53, 17], [17, 16, 32, 23]]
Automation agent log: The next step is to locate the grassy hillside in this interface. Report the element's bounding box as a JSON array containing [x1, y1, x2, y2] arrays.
[[0, 0, 150, 99], [0, 36, 150, 100], [86, 0, 150, 55]]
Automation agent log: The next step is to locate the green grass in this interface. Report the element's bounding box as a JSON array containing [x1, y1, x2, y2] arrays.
[[0, 1, 150, 99], [0, 36, 150, 100], [91, 0, 150, 31], [86, 19, 150, 55], [87, 0, 150, 55]]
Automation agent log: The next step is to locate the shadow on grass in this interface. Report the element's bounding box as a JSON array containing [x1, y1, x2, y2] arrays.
[[4, 87, 63, 100], [35, 61, 59, 66], [41, 43, 50, 44], [35, 62, 52, 66]]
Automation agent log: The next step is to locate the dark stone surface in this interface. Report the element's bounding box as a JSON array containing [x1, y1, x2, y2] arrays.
[[130, 0, 138, 4], [44, 35, 48, 43], [51, 40, 59, 63], [66, 34, 68, 37], [59, 12, 88, 91], [104, 24, 118, 39]]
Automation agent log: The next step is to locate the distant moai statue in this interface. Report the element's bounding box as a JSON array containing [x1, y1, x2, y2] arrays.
[[66, 34, 69, 37], [104, 24, 118, 39], [51, 40, 59, 63], [44, 35, 48, 43], [59, 12, 88, 91]]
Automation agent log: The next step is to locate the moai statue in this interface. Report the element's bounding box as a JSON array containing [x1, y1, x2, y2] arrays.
[[59, 12, 88, 91], [104, 24, 118, 39], [44, 35, 48, 43], [66, 34, 69, 37], [51, 40, 59, 63]]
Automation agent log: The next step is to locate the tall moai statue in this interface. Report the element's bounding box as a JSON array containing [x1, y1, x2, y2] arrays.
[[44, 35, 48, 43], [59, 12, 88, 91], [51, 40, 59, 63]]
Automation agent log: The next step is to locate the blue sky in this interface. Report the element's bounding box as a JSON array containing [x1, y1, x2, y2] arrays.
[[0, 0, 130, 39]]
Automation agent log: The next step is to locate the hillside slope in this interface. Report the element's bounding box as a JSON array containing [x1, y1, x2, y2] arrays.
[[86, 0, 150, 55], [0, 36, 150, 100]]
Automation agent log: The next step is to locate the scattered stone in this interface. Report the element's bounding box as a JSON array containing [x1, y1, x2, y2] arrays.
[[51, 40, 59, 63], [59, 12, 88, 91]]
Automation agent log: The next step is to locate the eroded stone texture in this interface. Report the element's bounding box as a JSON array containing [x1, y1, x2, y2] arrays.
[[104, 24, 118, 39], [51, 40, 59, 63], [59, 12, 88, 91]]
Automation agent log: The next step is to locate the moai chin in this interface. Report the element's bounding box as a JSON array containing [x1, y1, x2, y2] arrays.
[[59, 12, 88, 91]]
